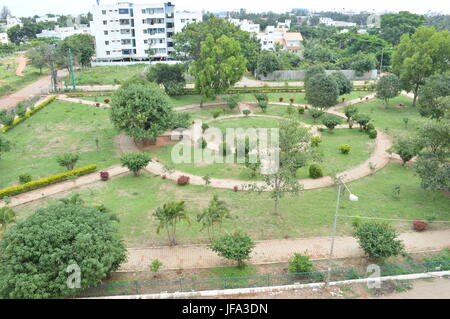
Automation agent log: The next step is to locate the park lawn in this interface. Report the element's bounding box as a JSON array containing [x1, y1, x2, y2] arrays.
[[13, 163, 450, 247], [67, 64, 148, 85], [148, 119, 374, 181], [0, 100, 120, 188], [255, 104, 343, 125], [336, 95, 424, 137], [0, 56, 46, 97]]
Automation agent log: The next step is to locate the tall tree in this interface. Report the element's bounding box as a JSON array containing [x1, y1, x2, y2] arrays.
[[380, 11, 426, 45], [256, 51, 281, 78], [26, 44, 49, 75], [59, 34, 95, 69], [418, 73, 450, 120], [146, 63, 187, 95], [305, 73, 339, 109], [330, 71, 353, 95], [190, 34, 247, 106], [197, 195, 231, 242], [392, 27, 450, 106], [376, 74, 401, 106]]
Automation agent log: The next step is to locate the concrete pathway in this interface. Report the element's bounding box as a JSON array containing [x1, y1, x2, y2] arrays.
[[121, 229, 450, 271], [57, 95, 108, 108]]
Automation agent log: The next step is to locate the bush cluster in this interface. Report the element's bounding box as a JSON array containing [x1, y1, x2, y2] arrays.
[[309, 164, 323, 179], [340, 144, 351, 154]]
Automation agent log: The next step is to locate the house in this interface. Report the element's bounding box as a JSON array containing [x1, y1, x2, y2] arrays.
[[256, 26, 303, 54], [36, 25, 91, 40]]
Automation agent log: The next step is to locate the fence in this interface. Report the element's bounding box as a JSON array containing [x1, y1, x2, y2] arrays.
[[78, 259, 450, 298]]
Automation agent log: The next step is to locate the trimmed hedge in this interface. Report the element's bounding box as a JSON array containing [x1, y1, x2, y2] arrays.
[[1, 96, 57, 132], [0, 165, 97, 198], [65, 91, 113, 97]]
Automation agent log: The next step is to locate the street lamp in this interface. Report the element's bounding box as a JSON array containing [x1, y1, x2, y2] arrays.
[[325, 179, 358, 285]]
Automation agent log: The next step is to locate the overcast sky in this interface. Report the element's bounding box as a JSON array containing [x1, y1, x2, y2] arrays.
[[2, 0, 449, 17]]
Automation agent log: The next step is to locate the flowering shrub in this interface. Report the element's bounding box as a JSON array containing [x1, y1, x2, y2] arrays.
[[177, 175, 190, 186]]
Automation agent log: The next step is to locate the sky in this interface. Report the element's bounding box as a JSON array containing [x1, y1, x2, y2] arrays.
[[1, 0, 449, 17]]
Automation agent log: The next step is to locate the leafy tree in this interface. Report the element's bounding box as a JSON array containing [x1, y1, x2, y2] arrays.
[[209, 232, 255, 267], [59, 34, 95, 69], [0, 203, 127, 298], [322, 115, 342, 131], [303, 40, 336, 64], [418, 73, 450, 120], [413, 120, 450, 190], [56, 153, 79, 171], [376, 74, 401, 106], [380, 11, 426, 45], [120, 153, 151, 176], [26, 43, 50, 75], [190, 35, 247, 106], [354, 221, 405, 261], [0, 207, 16, 238], [394, 136, 419, 165], [256, 51, 281, 77], [305, 73, 339, 109], [6, 25, 24, 45], [278, 51, 302, 69], [153, 201, 190, 245], [353, 114, 371, 130], [304, 64, 326, 84], [110, 83, 174, 141], [197, 195, 231, 242], [392, 27, 450, 106], [146, 63, 187, 96], [343, 105, 358, 122], [330, 71, 353, 95], [351, 53, 377, 76], [0, 135, 11, 159], [309, 108, 324, 122], [225, 94, 241, 110], [173, 16, 261, 72]]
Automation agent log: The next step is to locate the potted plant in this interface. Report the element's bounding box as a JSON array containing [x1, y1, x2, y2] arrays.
[[100, 171, 109, 181], [96, 102, 101, 107], [279, 97, 284, 102], [104, 98, 110, 104]]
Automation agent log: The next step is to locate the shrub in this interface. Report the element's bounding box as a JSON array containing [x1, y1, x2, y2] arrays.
[[150, 259, 163, 273], [16, 105, 27, 118], [243, 109, 251, 117], [368, 129, 377, 139], [340, 144, 351, 154], [321, 116, 341, 131], [209, 232, 255, 267], [288, 253, 313, 274], [120, 153, 151, 176], [0, 165, 97, 198], [343, 106, 358, 122], [1, 114, 14, 126], [18, 173, 32, 184], [0, 203, 127, 298], [226, 94, 241, 110], [298, 106, 305, 114], [201, 123, 209, 132], [311, 136, 322, 147], [353, 114, 371, 130], [309, 164, 323, 179], [104, 98, 110, 104], [211, 108, 223, 119], [56, 153, 80, 171], [177, 175, 190, 186], [289, 98, 295, 105], [258, 100, 268, 112], [253, 92, 268, 103], [309, 108, 324, 122], [413, 220, 428, 232]]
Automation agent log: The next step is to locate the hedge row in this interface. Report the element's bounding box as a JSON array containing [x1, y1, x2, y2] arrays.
[[0, 165, 97, 198], [1, 96, 57, 132], [65, 91, 113, 98]]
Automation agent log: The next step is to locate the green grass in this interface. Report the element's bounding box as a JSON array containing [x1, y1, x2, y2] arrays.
[[14, 163, 450, 247], [255, 104, 343, 124], [0, 100, 120, 188], [66, 64, 147, 85], [336, 95, 424, 137], [0, 56, 46, 97]]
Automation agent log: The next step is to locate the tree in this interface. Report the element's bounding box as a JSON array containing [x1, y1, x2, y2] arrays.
[[26, 44, 49, 75], [146, 63, 187, 96], [56, 153, 79, 171], [197, 195, 231, 242], [6, 25, 24, 45], [322, 115, 342, 131], [153, 201, 190, 245], [59, 34, 95, 69], [418, 73, 450, 120], [209, 232, 255, 267], [1, 6, 11, 20], [354, 221, 405, 261], [413, 120, 450, 191], [0, 203, 127, 298], [110, 83, 175, 141], [376, 74, 401, 106], [380, 11, 426, 45], [0, 206, 15, 238], [330, 71, 353, 95], [343, 105, 358, 122], [392, 27, 450, 106], [120, 153, 151, 176], [305, 73, 339, 109], [304, 64, 326, 84], [0, 135, 11, 159], [256, 51, 281, 78], [288, 253, 313, 274], [173, 16, 261, 72], [190, 35, 247, 106], [394, 136, 419, 165], [351, 53, 377, 76]]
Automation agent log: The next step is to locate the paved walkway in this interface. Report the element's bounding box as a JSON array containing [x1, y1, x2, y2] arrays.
[[121, 229, 450, 271], [57, 95, 108, 108]]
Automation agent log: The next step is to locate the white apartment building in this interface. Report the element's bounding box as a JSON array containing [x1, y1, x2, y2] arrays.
[[319, 17, 356, 27], [91, 1, 202, 63], [0, 32, 9, 44], [228, 18, 260, 33], [6, 16, 22, 30], [36, 15, 59, 23], [37, 25, 91, 40]]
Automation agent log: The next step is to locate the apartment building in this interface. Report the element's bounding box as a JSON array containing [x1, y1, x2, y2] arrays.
[[256, 26, 303, 55], [37, 25, 91, 41], [228, 18, 260, 33], [91, 1, 202, 63]]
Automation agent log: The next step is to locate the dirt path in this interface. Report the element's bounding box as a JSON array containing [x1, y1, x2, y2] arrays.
[[15, 55, 28, 77], [121, 229, 450, 271]]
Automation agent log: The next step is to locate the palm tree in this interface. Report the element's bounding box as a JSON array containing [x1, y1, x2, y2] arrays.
[[0, 207, 16, 238], [197, 195, 231, 241], [153, 201, 190, 245]]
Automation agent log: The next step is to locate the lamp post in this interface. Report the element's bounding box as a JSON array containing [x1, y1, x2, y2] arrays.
[[325, 179, 358, 285]]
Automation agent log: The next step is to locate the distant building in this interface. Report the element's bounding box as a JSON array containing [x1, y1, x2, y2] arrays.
[[91, 1, 202, 64], [319, 17, 356, 27], [0, 32, 9, 44], [6, 16, 22, 30], [37, 25, 91, 40], [228, 18, 260, 33], [36, 15, 59, 23], [256, 26, 303, 54], [276, 19, 291, 29]]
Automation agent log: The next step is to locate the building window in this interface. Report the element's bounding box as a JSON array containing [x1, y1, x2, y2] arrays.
[[181, 19, 185, 23], [120, 29, 130, 34], [103, 21, 107, 25], [106, 51, 110, 55], [105, 41, 109, 45], [102, 10, 106, 15], [104, 31, 108, 35], [119, 9, 129, 14], [121, 39, 131, 45], [144, 40, 148, 44], [119, 19, 130, 25]]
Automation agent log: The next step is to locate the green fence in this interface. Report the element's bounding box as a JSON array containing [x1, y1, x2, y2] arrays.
[[78, 259, 450, 298]]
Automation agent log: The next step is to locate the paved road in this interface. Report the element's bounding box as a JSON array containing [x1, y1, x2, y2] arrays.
[[0, 69, 68, 110]]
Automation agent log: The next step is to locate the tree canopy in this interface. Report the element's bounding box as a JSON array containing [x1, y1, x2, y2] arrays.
[[146, 63, 187, 96], [305, 73, 339, 109], [418, 73, 450, 120], [380, 11, 426, 45]]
